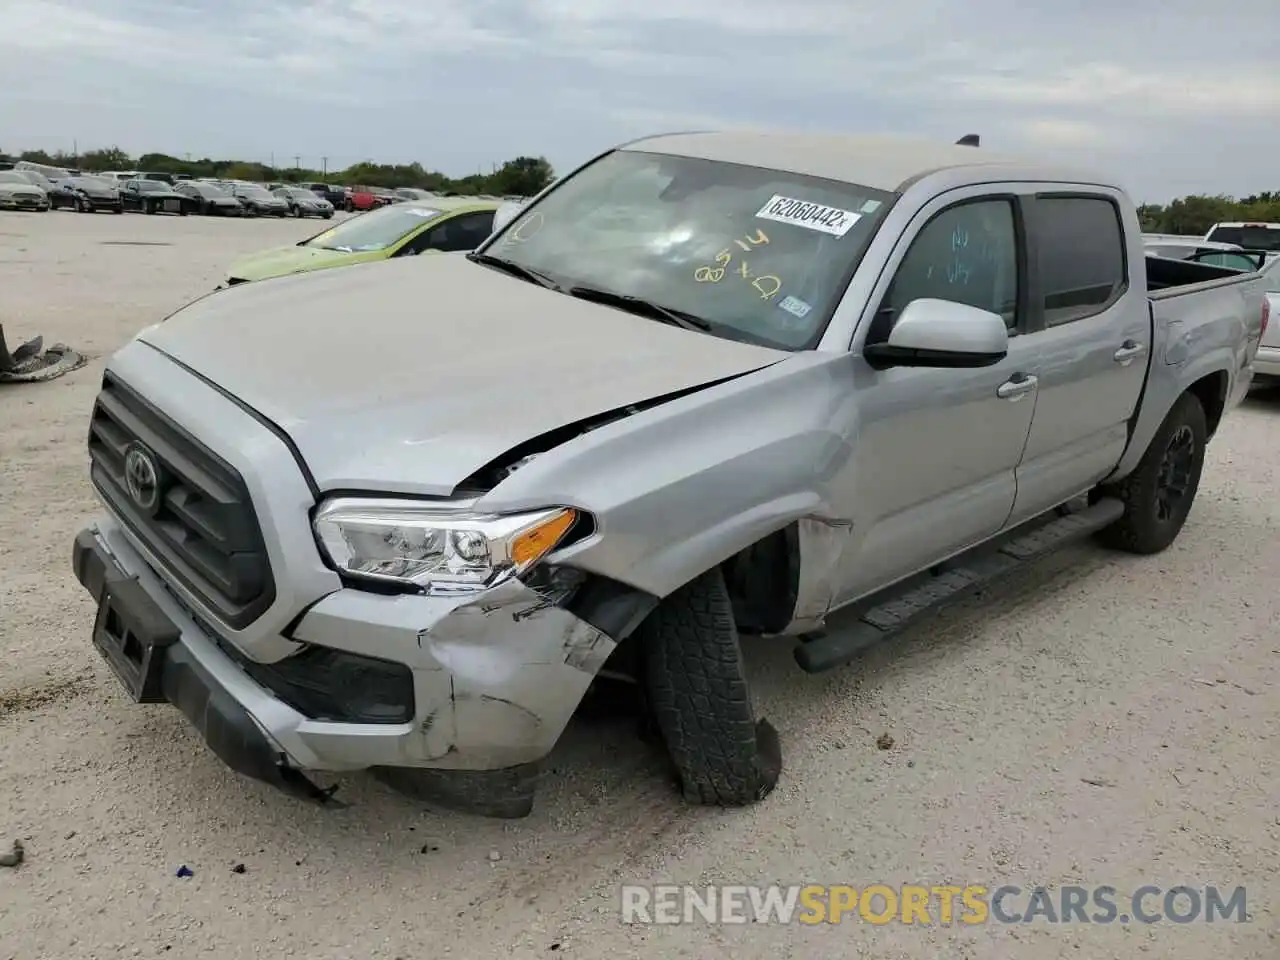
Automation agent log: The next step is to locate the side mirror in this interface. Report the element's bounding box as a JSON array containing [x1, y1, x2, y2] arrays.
[[864, 298, 1008, 369]]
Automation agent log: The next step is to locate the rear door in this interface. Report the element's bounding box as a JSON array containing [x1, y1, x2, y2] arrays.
[[1006, 191, 1150, 525]]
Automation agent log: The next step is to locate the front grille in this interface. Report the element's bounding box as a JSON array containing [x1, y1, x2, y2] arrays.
[[88, 372, 276, 629]]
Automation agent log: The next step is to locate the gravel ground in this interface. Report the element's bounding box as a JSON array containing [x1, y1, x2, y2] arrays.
[[0, 209, 1277, 960]]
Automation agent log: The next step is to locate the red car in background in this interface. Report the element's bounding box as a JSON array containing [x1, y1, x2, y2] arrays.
[[343, 185, 380, 213]]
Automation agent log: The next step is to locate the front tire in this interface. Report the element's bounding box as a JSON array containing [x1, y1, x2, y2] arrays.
[[640, 567, 781, 807], [1095, 391, 1207, 554]]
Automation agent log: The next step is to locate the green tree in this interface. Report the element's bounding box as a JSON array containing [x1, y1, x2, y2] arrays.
[[489, 156, 554, 196], [79, 146, 133, 170]]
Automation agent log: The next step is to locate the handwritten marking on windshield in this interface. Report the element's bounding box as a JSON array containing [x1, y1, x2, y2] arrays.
[[504, 210, 545, 244], [734, 229, 770, 251], [752, 276, 782, 299], [693, 230, 782, 298]]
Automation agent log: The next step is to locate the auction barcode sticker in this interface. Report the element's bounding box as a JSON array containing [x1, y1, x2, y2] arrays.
[[755, 195, 862, 237]]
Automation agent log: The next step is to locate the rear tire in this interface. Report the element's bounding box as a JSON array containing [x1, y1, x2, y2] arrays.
[[640, 567, 781, 807], [1094, 391, 1207, 554]]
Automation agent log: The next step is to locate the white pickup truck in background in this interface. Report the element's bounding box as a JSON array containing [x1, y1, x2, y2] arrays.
[[1250, 254, 1280, 382]]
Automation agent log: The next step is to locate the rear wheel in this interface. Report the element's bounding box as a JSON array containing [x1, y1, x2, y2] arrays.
[[144, 200, 155, 215], [640, 567, 781, 807], [1094, 391, 1207, 554]]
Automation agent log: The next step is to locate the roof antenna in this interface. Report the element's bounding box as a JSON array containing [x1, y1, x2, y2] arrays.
[[956, 134, 980, 147]]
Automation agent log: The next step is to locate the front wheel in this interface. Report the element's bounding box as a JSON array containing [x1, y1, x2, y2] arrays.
[[640, 567, 781, 807], [1094, 391, 1208, 554]]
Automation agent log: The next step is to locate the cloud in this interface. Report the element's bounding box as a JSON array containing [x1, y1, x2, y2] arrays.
[[0, 0, 1274, 200]]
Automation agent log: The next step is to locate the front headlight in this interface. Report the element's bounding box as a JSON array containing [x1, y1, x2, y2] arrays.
[[313, 498, 580, 594]]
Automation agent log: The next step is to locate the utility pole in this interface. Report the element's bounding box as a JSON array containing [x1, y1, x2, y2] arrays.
[[321, 156, 328, 176], [294, 155, 300, 169]]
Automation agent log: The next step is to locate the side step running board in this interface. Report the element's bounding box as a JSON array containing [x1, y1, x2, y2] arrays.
[[794, 497, 1125, 674]]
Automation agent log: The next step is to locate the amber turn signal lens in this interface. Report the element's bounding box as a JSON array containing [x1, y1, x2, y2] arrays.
[[510, 509, 577, 568]]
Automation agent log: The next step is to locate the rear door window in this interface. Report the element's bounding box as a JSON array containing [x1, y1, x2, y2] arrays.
[[1035, 197, 1127, 326]]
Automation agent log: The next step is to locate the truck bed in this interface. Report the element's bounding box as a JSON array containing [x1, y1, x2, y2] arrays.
[[1145, 254, 1254, 295]]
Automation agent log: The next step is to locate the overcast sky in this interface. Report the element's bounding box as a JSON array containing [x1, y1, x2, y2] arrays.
[[1, 0, 1276, 203]]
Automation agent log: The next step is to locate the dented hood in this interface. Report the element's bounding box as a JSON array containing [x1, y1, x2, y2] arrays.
[[140, 254, 785, 495]]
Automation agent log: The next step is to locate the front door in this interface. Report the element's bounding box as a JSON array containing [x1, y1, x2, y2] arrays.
[[1005, 191, 1149, 525], [830, 189, 1040, 606]]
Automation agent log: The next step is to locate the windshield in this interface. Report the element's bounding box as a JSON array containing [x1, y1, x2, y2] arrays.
[[281, 188, 313, 199], [0, 172, 32, 185], [1206, 225, 1280, 252], [485, 149, 894, 349], [191, 183, 227, 197], [136, 180, 166, 192], [302, 204, 441, 252], [74, 176, 113, 190], [236, 185, 272, 199], [17, 171, 53, 188]]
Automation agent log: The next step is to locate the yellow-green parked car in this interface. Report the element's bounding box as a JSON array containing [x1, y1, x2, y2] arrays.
[[223, 198, 502, 285]]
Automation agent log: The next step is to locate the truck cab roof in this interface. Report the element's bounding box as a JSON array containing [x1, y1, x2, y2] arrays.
[[626, 130, 1112, 193]]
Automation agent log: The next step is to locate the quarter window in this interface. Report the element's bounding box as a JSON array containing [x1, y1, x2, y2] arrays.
[[876, 199, 1019, 339], [1036, 197, 1127, 326]]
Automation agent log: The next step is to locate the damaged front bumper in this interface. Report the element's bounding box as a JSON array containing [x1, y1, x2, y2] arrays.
[[73, 515, 618, 804]]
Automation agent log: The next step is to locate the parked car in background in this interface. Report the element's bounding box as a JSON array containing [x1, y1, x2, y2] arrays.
[[99, 170, 141, 183], [50, 175, 123, 213], [1204, 222, 1280, 264], [272, 186, 335, 219], [13, 169, 56, 194], [369, 187, 400, 206], [14, 159, 71, 181], [0, 170, 50, 211], [395, 187, 437, 201], [138, 171, 177, 185], [120, 178, 188, 215], [1250, 256, 1280, 385], [294, 182, 346, 207], [174, 180, 244, 216], [228, 182, 290, 217], [223, 198, 501, 284], [343, 185, 380, 213]]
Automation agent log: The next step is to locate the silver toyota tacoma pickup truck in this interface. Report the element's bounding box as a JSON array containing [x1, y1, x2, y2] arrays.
[[72, 131, 1269, 817]]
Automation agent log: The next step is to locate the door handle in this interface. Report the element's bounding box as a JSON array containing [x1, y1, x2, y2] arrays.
[[997, 373, 1038, 400], [1113, 340, 1146, 363]]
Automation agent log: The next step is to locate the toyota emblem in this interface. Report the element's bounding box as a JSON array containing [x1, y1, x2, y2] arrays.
[[123, 445, 161, 513]]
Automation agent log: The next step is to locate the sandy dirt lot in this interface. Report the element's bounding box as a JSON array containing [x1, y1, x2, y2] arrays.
[[0, 209, 1277, 960]]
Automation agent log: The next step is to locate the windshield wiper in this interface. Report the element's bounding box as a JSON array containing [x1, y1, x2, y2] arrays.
[[466, 252, 560, 290], [565, 285, 712, 332]]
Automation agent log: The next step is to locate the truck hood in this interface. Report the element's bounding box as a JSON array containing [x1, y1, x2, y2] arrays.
[[227, 244, 356, 281], [140, 254, 787, 495]]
